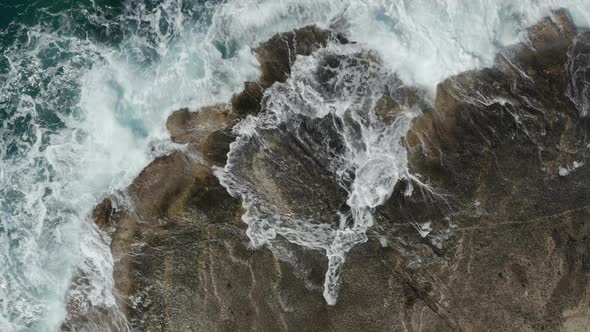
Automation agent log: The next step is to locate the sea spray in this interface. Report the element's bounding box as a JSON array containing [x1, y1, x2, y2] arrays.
[[0, 1, 257, 330]]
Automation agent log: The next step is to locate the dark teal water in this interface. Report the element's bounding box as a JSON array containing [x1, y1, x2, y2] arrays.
[[0, 1, 226, 330]]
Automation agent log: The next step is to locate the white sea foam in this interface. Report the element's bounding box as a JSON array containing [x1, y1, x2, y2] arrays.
[[218, 43, 422, 304]]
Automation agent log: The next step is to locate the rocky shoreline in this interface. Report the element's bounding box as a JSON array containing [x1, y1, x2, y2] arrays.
[[67, 11, 590, 331]]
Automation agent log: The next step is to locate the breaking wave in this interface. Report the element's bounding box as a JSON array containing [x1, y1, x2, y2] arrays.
[[1, 0, 589, 330]]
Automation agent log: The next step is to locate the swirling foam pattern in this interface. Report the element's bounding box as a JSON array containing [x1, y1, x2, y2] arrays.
[[1, 0, 589, 330]]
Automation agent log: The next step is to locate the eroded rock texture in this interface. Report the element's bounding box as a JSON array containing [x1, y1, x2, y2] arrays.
[[395, 11, 590, 331], [77, 16, 590, 332]]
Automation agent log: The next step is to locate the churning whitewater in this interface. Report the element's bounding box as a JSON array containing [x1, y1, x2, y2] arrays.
[[217, 44, 426, 304], [1, 0, 589, 331]]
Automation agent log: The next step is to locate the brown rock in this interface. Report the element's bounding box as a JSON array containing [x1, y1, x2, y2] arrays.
[[92, 197, 113, 230], [166, 104, 236, 146], [231, 25, 349, 116], [73, 12, 590, 332], [375, 10, 590, 331]]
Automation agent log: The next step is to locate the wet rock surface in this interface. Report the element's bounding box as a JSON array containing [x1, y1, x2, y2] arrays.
[[77, 15, 590, 332], [231, 25, 349, 116], [391, 11, 590, 331]]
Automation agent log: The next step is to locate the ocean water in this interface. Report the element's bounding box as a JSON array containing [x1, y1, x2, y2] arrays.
[[1, 0, 589, 331]]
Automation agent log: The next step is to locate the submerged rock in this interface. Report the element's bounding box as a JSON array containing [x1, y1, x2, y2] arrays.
[[72, 13, 590, 332]]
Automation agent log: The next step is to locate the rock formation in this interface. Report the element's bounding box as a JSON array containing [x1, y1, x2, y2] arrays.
[[74, 13, 590, 331]]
